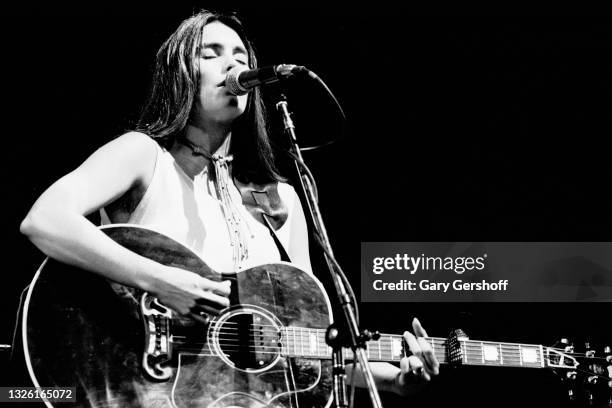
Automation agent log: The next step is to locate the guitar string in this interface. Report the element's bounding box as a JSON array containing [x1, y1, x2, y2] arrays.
[[173, 325, 573, 351], [169, 345, 595, 368], [174, 341, 596, 363], [174, 332, 587, 354], [170, 341, 534, 356], [165, 348, 594, 373], [175, 325, 598, 352], [174, 347, 550, 361], [177, 327, 600, 356], [162, 346, 557, 367], [169, 330, 603, 361], [172, 334, 594, 359], [174, 333, 546, 353], [170, 340, 562, 360]]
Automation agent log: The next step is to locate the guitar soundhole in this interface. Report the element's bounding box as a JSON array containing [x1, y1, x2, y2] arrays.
[[212, 309, 282, 373]]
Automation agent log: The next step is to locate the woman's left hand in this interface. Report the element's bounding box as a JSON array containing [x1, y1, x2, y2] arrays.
[[393, 318, 440, 395]]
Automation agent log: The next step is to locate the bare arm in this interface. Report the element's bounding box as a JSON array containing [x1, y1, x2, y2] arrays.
[[20, 132, 229, 314]]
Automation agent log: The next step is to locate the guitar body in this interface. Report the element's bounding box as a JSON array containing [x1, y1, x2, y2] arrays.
[[23, 225, 333, 408]]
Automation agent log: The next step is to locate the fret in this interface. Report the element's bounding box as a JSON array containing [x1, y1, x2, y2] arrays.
[[318, 330, 327, 358], [480, 341, 485, 363], [505, 345, 516, 366], [539, 345, 544, 368], [283, 327, 290, 355], [461, 340, 468, 364], [510, 344, 521, 366], [378, 338, 382, 360], [301, 327, 307, 356], [432, 338, 445, 363], [498, 343, 503, 365], [309, 328, 317, 357], [282, 327, 288, 355], [391, 336, 403, 360], [296, 327, 301, 356]]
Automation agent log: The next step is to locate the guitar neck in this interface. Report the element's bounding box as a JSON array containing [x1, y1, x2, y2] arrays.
[[281, 328, 549, 368]]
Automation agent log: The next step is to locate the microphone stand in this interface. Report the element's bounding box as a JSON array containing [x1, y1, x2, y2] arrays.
[[275, 95, 383, 408]]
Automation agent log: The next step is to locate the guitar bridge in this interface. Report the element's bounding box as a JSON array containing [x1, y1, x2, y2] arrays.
[[140, 293, 174, 381]]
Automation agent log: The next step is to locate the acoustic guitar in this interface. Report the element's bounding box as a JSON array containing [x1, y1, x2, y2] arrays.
[[22, 225, 610, 407]]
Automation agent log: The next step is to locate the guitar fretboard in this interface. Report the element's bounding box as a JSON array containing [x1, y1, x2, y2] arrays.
[[280, 327, 546, 368]]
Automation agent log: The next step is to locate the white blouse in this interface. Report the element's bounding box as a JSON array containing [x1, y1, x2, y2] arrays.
[[101, 142, 301, 274]]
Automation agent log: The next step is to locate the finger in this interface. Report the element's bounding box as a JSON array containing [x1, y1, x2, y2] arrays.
[[398, 357, 421, 387], [193, 301, 225, 316], [416, 337, 440, 375], [400, 356, 410, 373], [412, 317, 428, 338], [201, 278, 232, 296], [413, 318, 439, 375], [407, 356, 430, 382], [403, 330, 422, 359], [196, 290, 230, 308], [157, 298, 192, 316], [172, 305, 191, 316], [188, 311, 211, 325], [401, 356, 430, 383]]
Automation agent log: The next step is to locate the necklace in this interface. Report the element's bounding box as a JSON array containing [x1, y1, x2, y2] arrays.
[[178, 137, 249, 271]]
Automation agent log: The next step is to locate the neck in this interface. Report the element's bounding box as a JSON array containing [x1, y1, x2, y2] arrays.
[[170, 124, 232, 178], [184, 122, 231, 156]]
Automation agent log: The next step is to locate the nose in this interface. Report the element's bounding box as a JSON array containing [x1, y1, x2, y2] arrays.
[[222, 55, 240, 74]]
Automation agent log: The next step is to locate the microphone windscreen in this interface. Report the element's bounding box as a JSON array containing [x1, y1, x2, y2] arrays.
[[225, 66, 250, 96]]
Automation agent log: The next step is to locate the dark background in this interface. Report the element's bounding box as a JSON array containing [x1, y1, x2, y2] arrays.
[[2, 4, 611, 407]]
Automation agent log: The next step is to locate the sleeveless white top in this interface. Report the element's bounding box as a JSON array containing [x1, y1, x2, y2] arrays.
[[101, 143, 297, 273]]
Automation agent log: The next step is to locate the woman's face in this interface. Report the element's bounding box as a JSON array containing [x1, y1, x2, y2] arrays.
[[193, 21, 249, 127]]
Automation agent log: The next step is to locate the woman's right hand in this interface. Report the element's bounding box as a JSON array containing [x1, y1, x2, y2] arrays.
[[151, 266, 231, 318]]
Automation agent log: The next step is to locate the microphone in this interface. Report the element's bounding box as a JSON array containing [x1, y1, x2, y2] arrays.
[[225, 64, 306, 96]]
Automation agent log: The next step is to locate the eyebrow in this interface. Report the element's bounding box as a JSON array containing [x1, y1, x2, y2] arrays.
[[201, 42, 247, 55]]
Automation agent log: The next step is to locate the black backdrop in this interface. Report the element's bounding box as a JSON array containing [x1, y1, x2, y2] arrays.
[[2, 4, 611, 408]]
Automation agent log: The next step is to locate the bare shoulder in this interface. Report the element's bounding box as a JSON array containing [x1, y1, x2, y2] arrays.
[[100, 131, 158, 157], [25, 132, 163, 217], [62, 131, 161, 206], [79, 131, 159, 178]]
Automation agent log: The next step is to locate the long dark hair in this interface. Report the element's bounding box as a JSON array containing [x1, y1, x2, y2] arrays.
[[136, 10, 282, 183]]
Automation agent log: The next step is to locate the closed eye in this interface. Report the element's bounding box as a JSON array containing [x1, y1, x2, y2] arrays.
[[202, 49, 219, 59]]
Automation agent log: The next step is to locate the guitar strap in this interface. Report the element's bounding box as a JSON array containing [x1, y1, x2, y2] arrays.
[[234, 179, 292, 263], [261, 214, 291, 263]]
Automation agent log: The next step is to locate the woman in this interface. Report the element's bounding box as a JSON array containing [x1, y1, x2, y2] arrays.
[[20, 9, 438, 402]]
